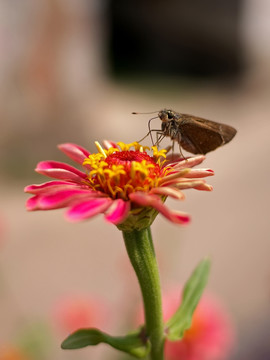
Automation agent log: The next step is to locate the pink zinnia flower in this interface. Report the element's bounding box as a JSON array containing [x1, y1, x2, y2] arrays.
[[164, 291, 234, 360], [25, 141, 213, 229], [136, 289, 234, 360]]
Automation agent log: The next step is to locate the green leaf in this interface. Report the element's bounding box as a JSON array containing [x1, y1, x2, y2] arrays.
[[61, 327, 150, 358], [166, 258, 211, 341]]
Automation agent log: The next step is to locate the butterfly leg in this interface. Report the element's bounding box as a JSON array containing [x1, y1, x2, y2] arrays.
[[178, 144, 186, 160], [155, 131, 165, 148], [137, 129, 161, 144]]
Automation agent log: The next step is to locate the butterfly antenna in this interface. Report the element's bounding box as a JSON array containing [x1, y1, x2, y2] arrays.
[[132, 111, 159, 115]]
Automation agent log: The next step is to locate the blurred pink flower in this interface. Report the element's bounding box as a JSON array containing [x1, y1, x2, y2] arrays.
[[25, 141, 213, 229], [136, 290, 234, 360], [164, 290, 234, 360], [52, 295, 109, 335]]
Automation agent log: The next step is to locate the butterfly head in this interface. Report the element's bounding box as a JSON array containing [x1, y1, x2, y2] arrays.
[[158, 109, 175, 122]]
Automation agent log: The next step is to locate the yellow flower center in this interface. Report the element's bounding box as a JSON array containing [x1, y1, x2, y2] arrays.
[[83, 142, 167, 200]]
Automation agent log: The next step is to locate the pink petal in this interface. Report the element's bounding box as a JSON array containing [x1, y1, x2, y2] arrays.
[[105, 199, 130, 224], [24, 181, 82, 194], [165, 155, 206, 170], [103, 140, 118, 150], [167, 179, 213, 191], [161, 178, 206, 189], [66, 198, 113, 222], [36, 161, 87, 183], [39, 189, 100, 210], [26, 196, 40, 210], [150, 187, 185, 200], [58, 143, 91, 168], [184, 168, 214, 178], [159, 169, 190, 185], [129, 192, 190, 225], [194, 183, 213, 191]]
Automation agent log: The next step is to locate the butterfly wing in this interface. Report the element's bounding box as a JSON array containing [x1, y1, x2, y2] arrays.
[[178, 114, 237, 154]]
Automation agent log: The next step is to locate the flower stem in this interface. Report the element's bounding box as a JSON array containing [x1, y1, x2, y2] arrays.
[[122, 227, 164, 360]]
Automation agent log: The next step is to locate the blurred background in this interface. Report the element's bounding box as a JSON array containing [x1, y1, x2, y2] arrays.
[[0, 0, 270, 359]]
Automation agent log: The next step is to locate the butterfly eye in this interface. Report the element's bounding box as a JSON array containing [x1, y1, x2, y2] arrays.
[[167, 112, 173, 119]]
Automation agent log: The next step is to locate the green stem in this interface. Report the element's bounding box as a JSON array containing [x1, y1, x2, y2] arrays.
[[122, 227, 164, 360]]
